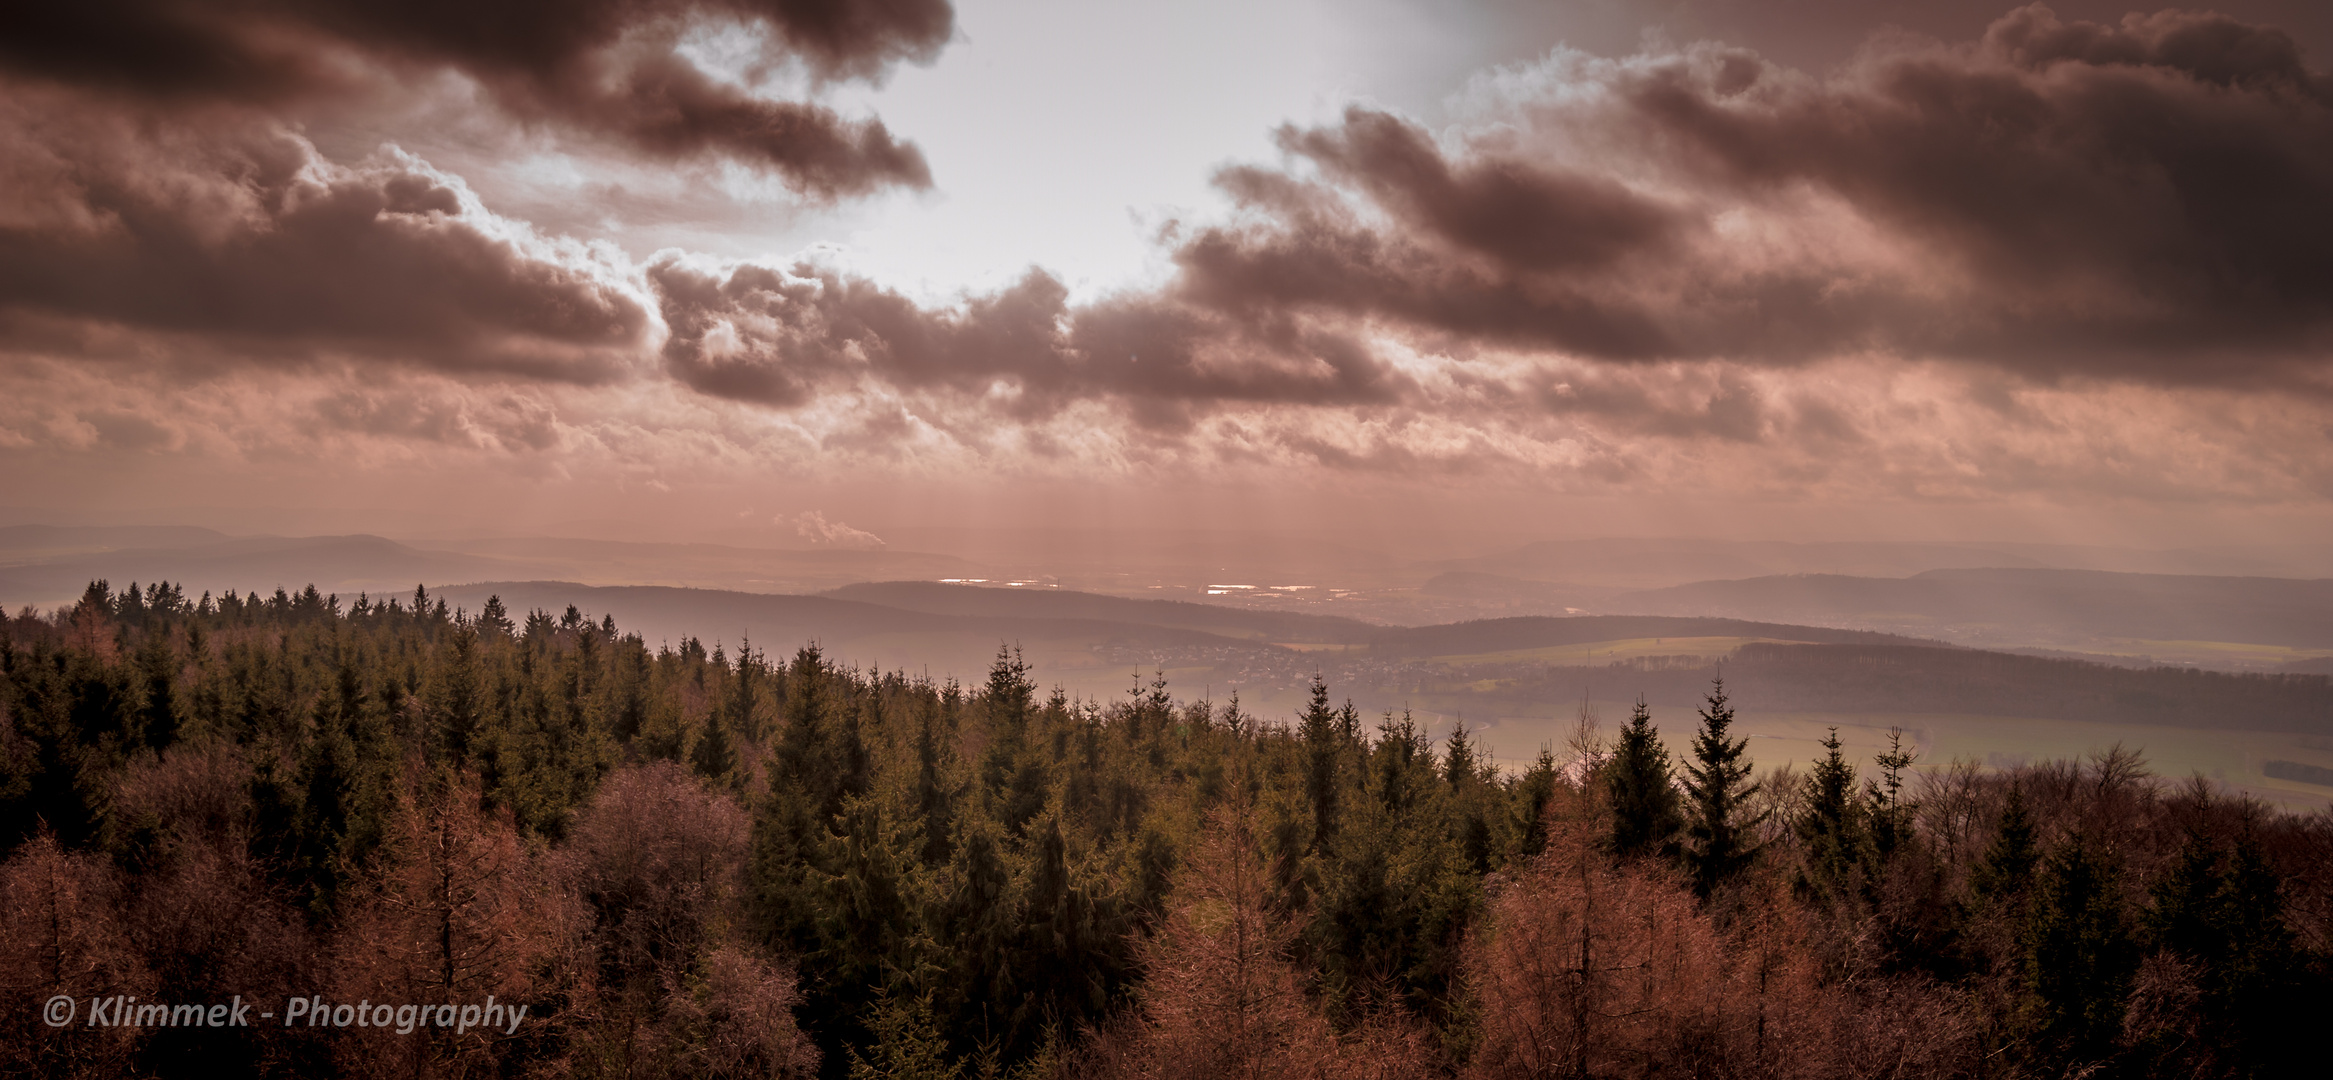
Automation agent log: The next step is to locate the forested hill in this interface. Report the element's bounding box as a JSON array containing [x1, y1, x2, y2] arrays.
[[0, 580, 2327, 1079], [437, 580, 1251, 649], [1498, 643, 2333, 734], [1369, 614, 1940, 656], [1612, 568, 2333, 649], [0, 524, 230, 553], [422, 583, 2331, 734]]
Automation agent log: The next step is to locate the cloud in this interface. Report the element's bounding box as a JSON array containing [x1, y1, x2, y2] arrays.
[[5, 337, 2332, 513], [4, 3, 2333, 513], [647, 256, 1413, 428], [0, 95, 650, 380], [1169, 4, 2333, 385], [0, 0, 949, 196], [788, 510, 884, 547], [647, 2, 2333, 452]]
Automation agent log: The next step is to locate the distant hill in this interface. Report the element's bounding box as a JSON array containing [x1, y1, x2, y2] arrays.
[[1442, 538, 2054, 589], [1418, 571, 1619, 611], [432, 581, 1282, 693], [0, 532, 982, 611], [21, 555, 2333, 736], [823, 581, 1380, 643], [0, 534, 537, 607], [1482, 643, 2333, 735], [440, 581, 1259, 648], [445, 537, 974, 589], [871, 525, 1404, 577], [1437, 537, 2333, 589], [1611, 568, 2333, 650], [1368, 615, 1942, 658], [0, 524, 231, 557]]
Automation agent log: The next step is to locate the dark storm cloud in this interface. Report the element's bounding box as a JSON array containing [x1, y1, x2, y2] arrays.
[[646, 5, 2333, 429], [0, 103, 649, 380], [1392, 1, 2333, 88], [1178, 142, 1692, 362], [0, 0, 949, 196], [648, 257, 1411, 427], [1279, 109, 1693, 276], [1635, 5, 2333, 378], [1170, 5, 2333, 386]]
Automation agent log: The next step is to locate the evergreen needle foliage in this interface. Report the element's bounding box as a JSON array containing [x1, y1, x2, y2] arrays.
[[1604, 697, 1681, 860], [1680, 677, 1766, 899]]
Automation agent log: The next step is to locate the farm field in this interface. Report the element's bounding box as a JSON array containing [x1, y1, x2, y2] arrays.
[[1418, 635, 1804, 667], [2075, 638, 2333, 668]]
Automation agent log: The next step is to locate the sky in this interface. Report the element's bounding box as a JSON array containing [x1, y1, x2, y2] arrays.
[[2, 1, 2331, 553]]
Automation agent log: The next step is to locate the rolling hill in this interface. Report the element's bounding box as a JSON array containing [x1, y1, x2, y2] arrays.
[[1609, 568, 2333, 655], [430, 581, 1289, 698], [822, 581, 1380, 643], [1438, 537, 2333, 588], [0, 534, 537, 607], [1367, 614, 1943, 658]]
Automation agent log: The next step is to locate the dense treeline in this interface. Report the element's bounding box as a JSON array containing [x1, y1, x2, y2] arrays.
[[1, 580, 2328, 1078]]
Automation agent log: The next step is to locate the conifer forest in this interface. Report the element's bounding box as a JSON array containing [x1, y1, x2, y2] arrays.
[[3, 581, 2328, 1079]]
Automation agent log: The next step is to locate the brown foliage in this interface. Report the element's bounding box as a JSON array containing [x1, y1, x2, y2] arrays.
[[1075, 792, 1440, 1080], [1463, 780, 1980, 1080], [111, 745, 316, 999], [64, 602, 117, 664], [0, 832, 152, 1079], [1129, 796, 1334, 1080], [563, 761, 816, 1078], [657, 945, 818, 1079], [1466, 789, 1763, 1079], [570, 761, 750, 968], [333, 770, 577, 1078]]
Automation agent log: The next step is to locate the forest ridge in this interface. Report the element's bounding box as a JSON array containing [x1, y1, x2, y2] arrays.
[[2, 580, 2327, 1079]]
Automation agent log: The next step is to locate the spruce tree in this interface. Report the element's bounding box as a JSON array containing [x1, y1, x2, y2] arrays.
[[2144, 819, 2305, 1075], [1680, 676, 1765, 899], [1972, 785, 2037, 902], [1510, 747, 1560, 859], [2211, 830, 2305, 1074], [1605, 697, 1682, 860], [130, 624, 181, 752], [690, 717, 736, 782], [291, 649, 363, 916], [2023, 836, 2137, 1066], [910, 699, 955, 867], [1868, 727, 1916, 855], [1795, 726, 1863, 884], [977, 646, 1046, 836], [1445, 722, 1495, 873], [477, 594, 513, 638], [428, 625, 483, 763], [1298, 675, 1342, 854], [1443, 722, 1479, 789]]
